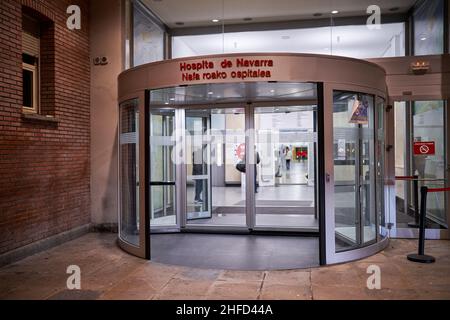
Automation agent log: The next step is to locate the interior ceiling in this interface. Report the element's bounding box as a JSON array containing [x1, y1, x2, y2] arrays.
[[142, 0, 416, 28]]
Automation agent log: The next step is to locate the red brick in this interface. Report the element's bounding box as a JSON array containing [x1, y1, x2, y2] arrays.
[[0, 0, 90, 255]]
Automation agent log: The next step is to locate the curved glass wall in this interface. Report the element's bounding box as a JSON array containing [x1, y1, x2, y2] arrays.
[[117, 53, 391, 265], [118, 85, 388, 263], [333, 91, 377, 252], [119, 99, 140, 246]]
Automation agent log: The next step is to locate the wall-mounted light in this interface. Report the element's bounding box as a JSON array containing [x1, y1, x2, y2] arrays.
[[411, 61, 430, 75]]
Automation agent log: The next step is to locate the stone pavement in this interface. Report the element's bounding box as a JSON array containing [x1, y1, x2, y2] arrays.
[[0, 233, 449, 300]]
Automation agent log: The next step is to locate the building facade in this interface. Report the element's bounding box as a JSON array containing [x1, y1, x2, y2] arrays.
[[0, 0, 90, 260], [0, 0, 449, 265]]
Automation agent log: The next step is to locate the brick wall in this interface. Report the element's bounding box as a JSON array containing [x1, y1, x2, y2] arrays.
[[0, 0, 90, 254]]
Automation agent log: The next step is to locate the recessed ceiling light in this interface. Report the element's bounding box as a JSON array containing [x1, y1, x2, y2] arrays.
[[212, 19, 220, 23], [175, 22, 184, 26], [313, 13, 323, 17], [389, 7, 399, 12], [243, 17, 253, 21], [331, 10, 339, 14], [164, 102, 169, 105], [281, 35, 290, 40], [420, 36, 427, 41], [270, 89, 275, 93], [170, 98, 175, 101], [208, 91, 214, 95]]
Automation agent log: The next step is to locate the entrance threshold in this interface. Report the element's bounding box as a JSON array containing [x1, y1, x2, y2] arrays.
[[150, 233, 319, 270]]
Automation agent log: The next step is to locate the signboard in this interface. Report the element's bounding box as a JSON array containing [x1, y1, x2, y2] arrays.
[[179, 58, 274, 82], [349, 99, 369, 124], [413, 141, 435, 156]]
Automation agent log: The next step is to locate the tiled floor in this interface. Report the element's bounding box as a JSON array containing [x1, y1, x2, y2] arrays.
[[0, 233, 449, 300]]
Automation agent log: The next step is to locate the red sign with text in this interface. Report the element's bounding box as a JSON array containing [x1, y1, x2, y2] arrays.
[[179, 58, 274, 82], [413, 141, 435, 155]]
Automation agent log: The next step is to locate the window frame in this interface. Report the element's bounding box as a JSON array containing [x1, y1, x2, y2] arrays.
[[22, 59, 39, 113]]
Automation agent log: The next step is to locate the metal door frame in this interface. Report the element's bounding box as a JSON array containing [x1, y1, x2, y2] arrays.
[[149, 99, 323, 234]]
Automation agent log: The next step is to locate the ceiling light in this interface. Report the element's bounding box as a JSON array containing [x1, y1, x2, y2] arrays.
[[281, 35, 290, 40], [170, 98, 175, 101], [208, 91, 214, 95], [420, 36, 427, 41], [243, 17, 252, 21], [164, 102, 169, 105], [313, 13, 323, 17], [212, 19, 220, 23], [389, 7, 399, 12], [175, 22, 184, 26], [331, 10, 339, 14], [270, 89, 275, 93]]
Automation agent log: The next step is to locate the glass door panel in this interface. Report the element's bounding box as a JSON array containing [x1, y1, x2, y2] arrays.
[[149, 108, 177, 227], [394, 102, 410, 227], [361, 98, 376, 244], [185, 108, 247, 226], [119, 99, 140, 246], [412, 101, 447, 228], [185, 113, 212, 220], [254, 105, 318, 230]]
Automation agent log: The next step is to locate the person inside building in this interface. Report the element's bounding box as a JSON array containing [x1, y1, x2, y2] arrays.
[[285, 146, 292, 171], [192, 146, 205, 204]]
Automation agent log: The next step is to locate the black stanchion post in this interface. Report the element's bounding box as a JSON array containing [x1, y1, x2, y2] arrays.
[[408, 175, 420, 228], [407, 186, 436, 263]]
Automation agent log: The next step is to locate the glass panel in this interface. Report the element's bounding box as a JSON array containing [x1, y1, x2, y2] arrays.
[[376, 98, 386, 234], [150, 82, 317, 106], [254, 105, 318, 230], [119, 99, 139, 246], [185, 108, 246, 226], [172, 23, 405, 59], [412, 101, 447, 229], [413, 0, 444, 56], [186, 115, 211, 220], [333, 92, 358, 251], [150, 109, 176, 226], [394, 102, 408, 227], [23, 68, 33, 108], [361, 97, 376, 244], [133, 1, 164, 66], [333, 91, 375, 252]]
